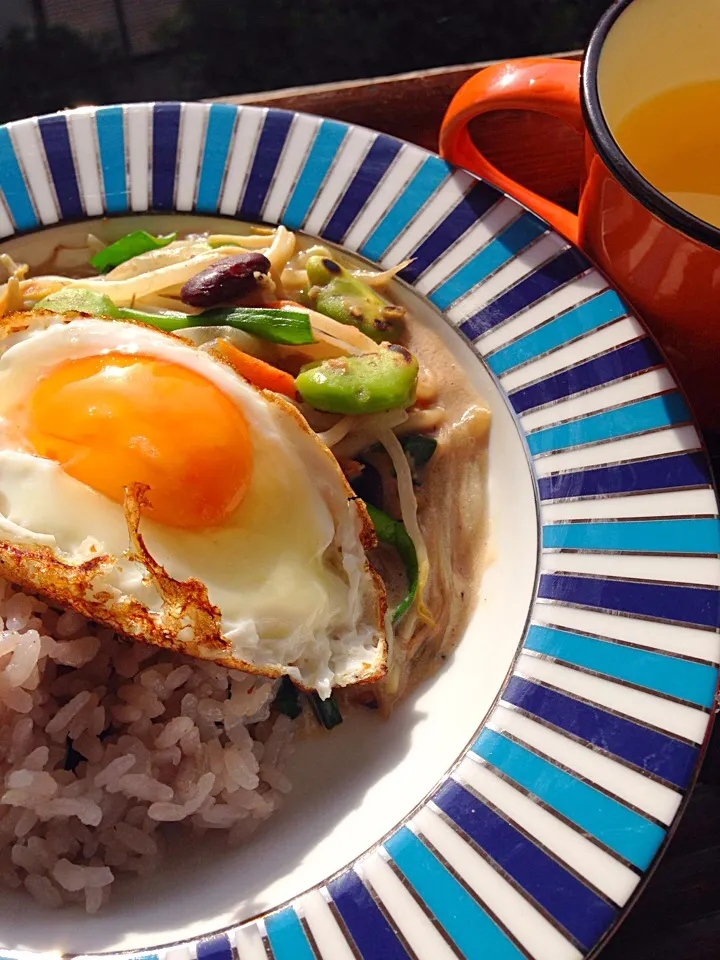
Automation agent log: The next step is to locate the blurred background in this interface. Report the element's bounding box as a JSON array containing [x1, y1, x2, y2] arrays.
[[1, 0, 614, 121]]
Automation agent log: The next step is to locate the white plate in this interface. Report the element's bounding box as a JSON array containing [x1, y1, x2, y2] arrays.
[[0, 103, 716, 960]]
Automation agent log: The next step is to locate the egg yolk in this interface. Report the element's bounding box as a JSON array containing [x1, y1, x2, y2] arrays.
[[25, 352, 253, 529]]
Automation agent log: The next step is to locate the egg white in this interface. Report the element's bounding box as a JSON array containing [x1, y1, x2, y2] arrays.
[[0, 316, 386, 696]]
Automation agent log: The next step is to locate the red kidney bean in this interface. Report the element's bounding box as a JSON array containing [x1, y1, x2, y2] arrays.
[[180, 253, 271, 308]]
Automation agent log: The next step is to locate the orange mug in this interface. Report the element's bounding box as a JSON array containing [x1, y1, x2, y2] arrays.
[[440, 0, 720, 427]]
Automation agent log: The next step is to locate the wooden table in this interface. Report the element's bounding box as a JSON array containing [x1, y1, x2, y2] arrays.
[[222, 58, 720, 960]]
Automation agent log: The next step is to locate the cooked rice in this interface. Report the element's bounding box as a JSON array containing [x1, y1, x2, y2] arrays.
[[0, 578, 294, 913]]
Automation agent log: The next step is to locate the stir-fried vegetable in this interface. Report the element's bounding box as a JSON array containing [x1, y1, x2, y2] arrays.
[[212, 339, 296, 397], [352, 259, 414, 288], [273, 677, 343, 728], [197, 306, 313, 344], [38, 288, 118, 318], [308, 691, 343, 729], [269, 300, 381, 356], [350, 459, 384, 509], [37, 288, 315, 346], [207, 233, 273, 249], [378, 428, 433, 626], [90, 230, 177, 273], [306, 255, 405, 343], [365, 502, 418, 623], [295, 344, 418, 414], [401, 434, 438, 483], [273, 676, 302, 719]]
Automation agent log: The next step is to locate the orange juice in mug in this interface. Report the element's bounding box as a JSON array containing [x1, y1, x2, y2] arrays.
[[439, 0, 720, 426], [614, 80, 720, 227]]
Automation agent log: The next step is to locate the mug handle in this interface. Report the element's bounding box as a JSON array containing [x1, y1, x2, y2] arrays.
[[439, 58, 584, 244]]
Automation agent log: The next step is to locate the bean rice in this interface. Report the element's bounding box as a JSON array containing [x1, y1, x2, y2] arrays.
[[0, 578, 294, 913]]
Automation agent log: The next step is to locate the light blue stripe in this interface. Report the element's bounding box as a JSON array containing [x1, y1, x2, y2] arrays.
[[360, 155, 450, 261], [525, 623, 717, 707], [0, 128, 37, 230], [95, 106, 127, 213], [265, 907, 315, 960], [282, 119, 346, 229], [527, 392, 691, 455], [543, 517, 720, 555], [385, 826, 525, 960], [196, 103, 237, 212], [430, 213, 547, 310], [473, 729, 664, 869], [488, 288, 626, 375]]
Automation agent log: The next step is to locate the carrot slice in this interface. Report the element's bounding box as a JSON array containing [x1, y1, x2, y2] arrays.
[[214, 339, 297, 398]]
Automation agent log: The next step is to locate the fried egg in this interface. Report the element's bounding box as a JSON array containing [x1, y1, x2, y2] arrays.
[[0, 311, 387, 697]]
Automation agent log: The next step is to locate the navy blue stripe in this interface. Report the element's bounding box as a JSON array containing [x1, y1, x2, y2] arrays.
[[460, 247, 590, 340], [37, 115, 83, 219], [195, 934, 232, 960], [502, 675, 698, 787], [151, 102, 181, 211], [539, 572, 720, 629], [399, 181, 500, 282], [328, 869, 411, 959], [537, 451, 710, 501], [433, 779, 616, 948], [510, 338, 663, 414], [239, 109, 293, 221], [323, 135, 403, 243]]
